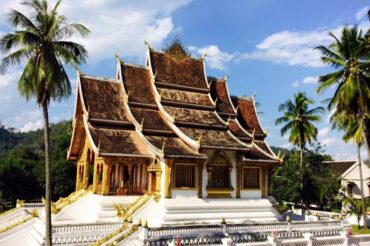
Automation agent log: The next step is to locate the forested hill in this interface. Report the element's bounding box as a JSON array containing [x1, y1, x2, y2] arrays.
[[0, 121, 76, 204]]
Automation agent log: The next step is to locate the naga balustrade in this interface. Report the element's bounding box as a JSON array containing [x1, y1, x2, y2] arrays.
[[109, 183, 146, 196]]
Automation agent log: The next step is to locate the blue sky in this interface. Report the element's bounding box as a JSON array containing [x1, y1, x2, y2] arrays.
[[0, 0, 369, 160]]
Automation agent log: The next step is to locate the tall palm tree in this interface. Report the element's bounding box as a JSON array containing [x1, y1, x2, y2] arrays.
[[331, 111, 368, 228], [316, 26, 370, 228], [0, 0, 89, 244], [275, 92, 324, 202]]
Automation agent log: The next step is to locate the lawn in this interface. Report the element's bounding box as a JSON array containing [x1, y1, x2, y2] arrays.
[[351, 225, 370, 235]]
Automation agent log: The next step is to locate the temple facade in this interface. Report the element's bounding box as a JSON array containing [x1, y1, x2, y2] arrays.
[[67, 41, 281, 201]]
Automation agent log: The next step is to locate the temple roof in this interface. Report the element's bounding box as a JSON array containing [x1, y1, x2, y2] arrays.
[[231, 96, 266, 138], [150, 49, 209, 91], [209, 77, 237, 117], [68, 42, 278, 163], [120, 63, 205, 159]]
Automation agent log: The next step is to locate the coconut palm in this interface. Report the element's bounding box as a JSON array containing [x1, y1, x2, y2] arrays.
[[331, 110, 368, 228], [343, 194, 370, 228], [0, 0, 89, 244], [275, 92, 324, 203], [316, 26, 370, 228]]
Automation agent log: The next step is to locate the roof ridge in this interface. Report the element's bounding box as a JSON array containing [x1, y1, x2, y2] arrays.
[[80, 74, 119, 83]]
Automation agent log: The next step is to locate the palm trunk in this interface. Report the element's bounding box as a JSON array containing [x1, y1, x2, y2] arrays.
[[356, 144, 367, 229], [300, 146, 304, 207], [42, 102, 52, 245]]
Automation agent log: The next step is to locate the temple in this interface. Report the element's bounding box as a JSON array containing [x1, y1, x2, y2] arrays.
[[68, 40, 280, 201]]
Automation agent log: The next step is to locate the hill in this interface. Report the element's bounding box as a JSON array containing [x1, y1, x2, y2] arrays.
[[0, 121, 76, 206]]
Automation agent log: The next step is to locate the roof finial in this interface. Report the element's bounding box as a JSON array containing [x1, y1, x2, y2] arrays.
[[144, 39, 151, 49], [227, 116, 232, 124], [252, 128, 256, 143], [197, 134, 203, 144], [115, 53, 123, 63], [141, 118, 145, 128], [252, 92, 256, 99], [161, 141, 166, 153], [235, 105, 240, 112], [153, 71, 157, 80], [172, 112, 176, 122], [214, 97, 219, 104], [125, 90, 130, 101], [86, 106, 90, 119], [201, 53, 207, 60], [97, 141, 101, 154], [224, 73, 230, 82]]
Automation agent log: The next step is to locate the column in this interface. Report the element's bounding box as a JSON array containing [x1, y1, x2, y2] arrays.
[[102, 162, 111, 195], [164, 159, 172, 198], [83, 160, 90, 189], [76, 163, 82, 191], [92, 161, 99, 193], [236, 163, 241, 198], [197, 161, 205, 198]]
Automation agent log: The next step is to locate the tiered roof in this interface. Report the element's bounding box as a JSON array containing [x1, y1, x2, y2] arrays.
[[68, 40, 279, 164]]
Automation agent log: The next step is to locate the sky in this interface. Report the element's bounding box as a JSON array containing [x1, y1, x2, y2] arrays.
[[0, 0, 369, 160]]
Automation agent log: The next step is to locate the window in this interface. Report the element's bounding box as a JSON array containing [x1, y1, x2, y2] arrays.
[[174, 163, 196, 189], [243, 167, 260, 189]]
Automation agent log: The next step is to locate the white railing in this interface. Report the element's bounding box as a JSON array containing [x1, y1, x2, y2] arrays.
[[52, 222, 121, 233]]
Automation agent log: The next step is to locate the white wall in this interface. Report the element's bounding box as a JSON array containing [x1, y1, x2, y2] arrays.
[[241, 190, 262, 199], [342, 163, 370, 199], [172, 189, 198, 198]]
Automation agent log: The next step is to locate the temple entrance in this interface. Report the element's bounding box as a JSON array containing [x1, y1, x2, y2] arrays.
[[206, 152, 233, 198], [108, 163, 147, 196]]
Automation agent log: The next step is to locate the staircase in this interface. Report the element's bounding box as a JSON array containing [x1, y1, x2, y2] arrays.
[[161, 198, 279, 225], [53, 194, 141, 224]]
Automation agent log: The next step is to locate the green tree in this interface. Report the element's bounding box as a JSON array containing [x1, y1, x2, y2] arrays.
[[0, 1, 89, 243], [316, 26, 370, 228], [343, 195, 370, 228], [275, 92, 324, 202]]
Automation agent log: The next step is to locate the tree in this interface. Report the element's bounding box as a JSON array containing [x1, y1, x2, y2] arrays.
[[0, 1, 89, 244], [275, 92, 324, 202], [343, 195, 370, 228], [316, 26, 370, 228]]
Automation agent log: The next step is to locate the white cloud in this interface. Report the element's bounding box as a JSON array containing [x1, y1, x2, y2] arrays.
[[291, 76, 318, 87], [318, 127, 330, 138], [189, 45, 233, 70], [0, 0, 192, 63], [20, 119, 43, 132], [238, 20, 370, 68], [334, 152, 357, 161], [280, 143, 291, 149], [356, 6, 368, 21], [321, 137, 336, 146]]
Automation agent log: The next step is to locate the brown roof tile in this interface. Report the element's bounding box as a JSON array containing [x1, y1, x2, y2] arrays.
[[88, 123, 152, 156], [130, 107, 171, 131], [150, 50, 208, 89], [80, 76, 129, 121], [209, 78, 236, 115], [323, 161, 356, 176], [232, 97, 265, 137], [158, 88, 213, 107], [179, 127, 246, 150], [122, 64, 156, 105], [145, 135, 202, 158], [163, 106, 225, 127], [228, 119, 252, 142], [254, 140, 276, 157]]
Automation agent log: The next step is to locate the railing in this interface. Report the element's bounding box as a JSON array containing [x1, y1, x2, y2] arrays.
[[52, 222, 121, 233], [109, 185, 146, 196], [23, 203, 44, 209], [148, 224, 223, 238]]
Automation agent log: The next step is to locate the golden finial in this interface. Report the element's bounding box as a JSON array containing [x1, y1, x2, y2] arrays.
[[153, 71, 157, 80], [144, 39, 151, 49], [136, 218, 142, 226], [172, 112, 176, 122], [227, 116, 232, 124], [143, 220, 148, 228], [197, 134, 203, 144], [252, 92, 256, 99], [141, 118, 145, 128], [161, 141, 166, 153], [201, 53, 207, 60]]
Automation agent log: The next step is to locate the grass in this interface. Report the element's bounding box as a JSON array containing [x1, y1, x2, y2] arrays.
[[351, 225, 370, 234]]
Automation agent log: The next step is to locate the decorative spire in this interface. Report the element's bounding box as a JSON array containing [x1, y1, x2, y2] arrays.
[[201, 53, 207, 60], [224, 73, 230, 82], [144, 39, 151, 49], [161, 141, 166, 153], [164, 37, 190, 60]]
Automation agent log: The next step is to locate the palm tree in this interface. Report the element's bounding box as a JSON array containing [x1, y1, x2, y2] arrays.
[[343, 195, 370, 228], [275, 92, 324, 202], [0, 0, 89, 244], [331, 111, 368, 228], [316, 26, 370, 228]]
